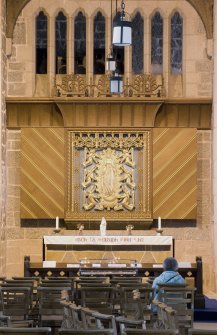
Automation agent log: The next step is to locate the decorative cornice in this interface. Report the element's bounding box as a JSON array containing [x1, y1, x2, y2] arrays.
[[5, 97, 212, 104], [6, 99, 212, 129]]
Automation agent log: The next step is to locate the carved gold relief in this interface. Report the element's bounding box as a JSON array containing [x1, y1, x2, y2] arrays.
[[74, 132, 144, 149], [55, 74, 88, 97], [130, 74, 165, 97], [66, 131, 152, 222], [82, 148, 135, 212], [94, 75, 110, 97], [54, 74, 165, 98]]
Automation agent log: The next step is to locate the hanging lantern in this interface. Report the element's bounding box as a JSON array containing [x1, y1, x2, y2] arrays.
[[106, 53, 116, 72], [112, 0, 132, 46], [110, 72, 123, 94], [106, 0, 116, 72]]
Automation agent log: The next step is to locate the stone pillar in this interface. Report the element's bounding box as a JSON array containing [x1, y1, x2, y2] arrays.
[[87, 16, 93, 84], [68, 16, 73, 74], [212, 0, 217, 292], [0, 0, 7, 275], [163, 17, 169, 97], [49, 16, 55, 96]]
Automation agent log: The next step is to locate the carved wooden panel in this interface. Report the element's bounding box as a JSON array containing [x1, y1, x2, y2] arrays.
[[153, 128, 197, 219], [20, 128, 64, 218], [20, 127, 197, 221]]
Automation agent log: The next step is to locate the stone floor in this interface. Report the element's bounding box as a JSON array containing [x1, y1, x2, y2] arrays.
[[193, 323, 217, 330]]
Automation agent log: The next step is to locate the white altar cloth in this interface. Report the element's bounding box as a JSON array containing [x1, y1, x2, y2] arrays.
[[43, 235, 173, 246]]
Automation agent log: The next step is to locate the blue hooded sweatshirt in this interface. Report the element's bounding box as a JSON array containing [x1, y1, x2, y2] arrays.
[[152, 270, 185, 301]]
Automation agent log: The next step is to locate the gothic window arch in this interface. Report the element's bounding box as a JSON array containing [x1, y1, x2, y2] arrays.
[[55, 11, 67, 74], [74, 11, 86, 74], [171, 11, 183, 74], [93, 11, 105, 75], [132, 12, 144, 74], [151, 11, 163, 74], [36, 11, 48, 74]]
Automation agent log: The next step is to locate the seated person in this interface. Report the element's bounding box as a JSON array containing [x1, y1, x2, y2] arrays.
[[152, 256, 185, 302], [133, 257, 185, 320]]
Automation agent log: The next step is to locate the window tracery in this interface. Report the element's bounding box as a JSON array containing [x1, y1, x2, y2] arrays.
[[36, 11, 47, 74], [132, 12, 144, 74], [171, 11, 183, 74], [74, 11, 86, 74], [151, 11, 163, 74], [33, 6, 185, 83], [55, 11, 67, 74], [94, 12, 105, 75]]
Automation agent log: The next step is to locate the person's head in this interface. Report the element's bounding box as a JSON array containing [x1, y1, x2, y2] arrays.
[[163, 257, 178, 271]]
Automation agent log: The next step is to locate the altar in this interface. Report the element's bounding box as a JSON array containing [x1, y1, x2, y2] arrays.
[[43, 234, 173, 246], [43, 234, 174, 261]]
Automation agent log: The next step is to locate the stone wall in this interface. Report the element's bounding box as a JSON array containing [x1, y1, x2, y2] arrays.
[[212, 0, 217, 293], [6, 130, 47, 277], [0, 0, 7, 276], [7, 14, 27, 97]]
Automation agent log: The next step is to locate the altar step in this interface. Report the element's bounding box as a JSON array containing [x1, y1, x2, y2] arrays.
[[194, 309, 217, 322]]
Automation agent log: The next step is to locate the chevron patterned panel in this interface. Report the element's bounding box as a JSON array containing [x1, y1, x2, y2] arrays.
[[21, 128, 64, 218], [153, 128, 197, 219]]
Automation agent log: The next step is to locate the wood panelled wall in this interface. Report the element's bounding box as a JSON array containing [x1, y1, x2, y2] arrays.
[[11, 99, 203, 220], [20, 127, 197, 220], [20, 128, 64, 218], [153, 128, 197, 219]]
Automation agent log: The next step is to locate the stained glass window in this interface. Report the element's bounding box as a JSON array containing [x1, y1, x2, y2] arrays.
[[151, 11, 163, 74], [94, 12, 105, 75], [74, 12, 86, 74], [55, 12, 67, 74], [132, 12, 144, 74], [171, 12, 183, 74], [36, 11, 47, 74]]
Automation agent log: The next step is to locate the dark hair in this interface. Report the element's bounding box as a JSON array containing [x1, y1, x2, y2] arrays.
[[163, 257, 178, 271]]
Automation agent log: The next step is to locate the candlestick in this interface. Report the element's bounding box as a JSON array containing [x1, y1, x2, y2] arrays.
[[158, 216, 161, 230], [156, 228, 163, 236], [56, 216, 59, 230]]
